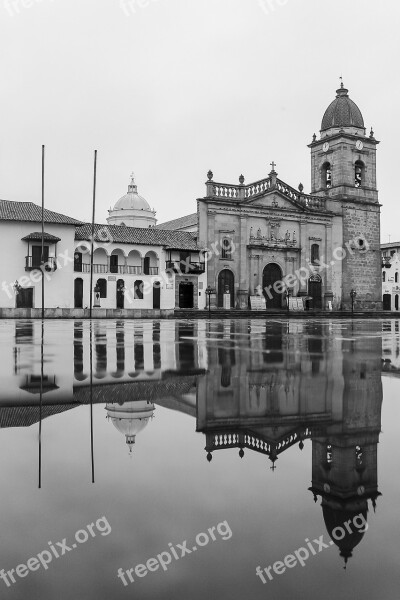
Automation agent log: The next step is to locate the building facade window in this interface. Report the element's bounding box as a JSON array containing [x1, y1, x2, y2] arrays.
[[134, 280, 144, 300], [396, 272, 399, 283], [311, 243, 320, 265], [221, 238, 232, 259], [382, 271, 386, 282], [97, 278, 107, 298]]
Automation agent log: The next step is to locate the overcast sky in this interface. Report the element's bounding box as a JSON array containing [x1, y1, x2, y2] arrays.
[[1, 0, 399, 241]]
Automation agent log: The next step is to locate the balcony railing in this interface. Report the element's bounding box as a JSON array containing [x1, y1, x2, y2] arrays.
[[166, 261, 205, 274], [26, 256, 57, 272], [74, 263, 151, 275]]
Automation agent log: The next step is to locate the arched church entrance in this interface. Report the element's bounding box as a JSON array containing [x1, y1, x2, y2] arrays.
[[383, 294, 391, 311], [217, 270, 234, 307], [262, 263, 283, 309], [308, 275, 322, 309]]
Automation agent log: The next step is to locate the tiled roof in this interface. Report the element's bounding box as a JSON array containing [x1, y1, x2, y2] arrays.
[[381, 242, 400, 249], [155, 213, 198, 231], [0, 404, 77, 428], [21, 232, 61, 243], [0, 200, 82, 225], [75, 223, 202, 250]]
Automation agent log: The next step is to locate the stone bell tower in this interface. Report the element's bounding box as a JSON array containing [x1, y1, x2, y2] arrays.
[[308, 83, 382, 311]]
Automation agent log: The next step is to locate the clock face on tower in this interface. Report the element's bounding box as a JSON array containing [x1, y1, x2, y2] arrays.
[[322, 142, 330, 152], [355, 140, 364, 150]]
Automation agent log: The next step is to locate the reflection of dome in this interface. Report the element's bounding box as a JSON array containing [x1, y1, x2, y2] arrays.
[[106, 400, 155, 453], [322, 503, 368, 566], [107, 173, 157, 228], [321, 83, 364, 131]]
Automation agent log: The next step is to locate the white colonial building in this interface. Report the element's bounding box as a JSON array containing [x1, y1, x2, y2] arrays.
[[382, 250, 400, 311], [0, 175, 207, 315]]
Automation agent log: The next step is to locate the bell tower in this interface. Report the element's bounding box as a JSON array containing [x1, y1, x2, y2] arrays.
[[308, 83, 382, 311]]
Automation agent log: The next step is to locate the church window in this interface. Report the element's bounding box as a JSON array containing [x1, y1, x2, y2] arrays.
[[134, 280, 144, 300], [396, 295, 399, 311], [355, 161, 364, 187], [396, 272, 399, 283], [322, 162, 332, 188], [311, 244, 320, 265], [221, 238, 232, 260], [382, 271, 386, 282], [96, 278, 107, 298]]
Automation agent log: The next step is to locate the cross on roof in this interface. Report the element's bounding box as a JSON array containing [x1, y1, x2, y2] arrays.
[[270, 161, 276, 172]]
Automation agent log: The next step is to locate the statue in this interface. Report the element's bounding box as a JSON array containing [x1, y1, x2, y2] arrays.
[[293, 231, 297, 243], [250, 227, 253, 238], [285, 230, 290, 242], [257, 228, 262, 239]]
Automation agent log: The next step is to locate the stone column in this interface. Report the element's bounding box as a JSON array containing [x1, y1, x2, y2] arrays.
[[238, 215, 249, 308], [299, 218, 308, 295], [208, 211, 218, 308], [324, 223, 334, 308]]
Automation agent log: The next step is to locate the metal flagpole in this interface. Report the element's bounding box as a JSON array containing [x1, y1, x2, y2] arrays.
[[41, 145, 45, 319], [89, 150, 97, 319], [90, 321, 95, 483]]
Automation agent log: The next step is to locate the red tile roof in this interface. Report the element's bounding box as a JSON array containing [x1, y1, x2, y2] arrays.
[[75, 223, 202, 250], [155, 213, 198, 231], [0, 200, 82, 225]]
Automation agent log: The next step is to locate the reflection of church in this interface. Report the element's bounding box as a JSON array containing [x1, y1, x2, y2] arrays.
[[1, 319, 387, 564], [196, 320, 382, 565]]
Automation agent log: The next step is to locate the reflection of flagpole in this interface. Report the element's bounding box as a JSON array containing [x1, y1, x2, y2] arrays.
[[90, 321, 95, 483], [41, 145, 45, 320], [89, 150, 97, 319], [39, 320, 44, 489]]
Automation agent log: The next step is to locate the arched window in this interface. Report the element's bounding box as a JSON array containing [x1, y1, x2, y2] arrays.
[[134, 280, 144, 300], [322, 162, 332, 189], [396, 272, 399, 283], [382, 271, 386, 282], [311, 244, 320, 265], [221, 238, 232, 260], [96, 278, 107, 298], [355, 161, 364, 187]]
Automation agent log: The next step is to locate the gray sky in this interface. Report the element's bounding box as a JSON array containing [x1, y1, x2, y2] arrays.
[[1, 0, 398, 241]]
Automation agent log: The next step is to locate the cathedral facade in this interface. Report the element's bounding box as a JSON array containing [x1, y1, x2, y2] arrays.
[[194, 84, 382, 311]]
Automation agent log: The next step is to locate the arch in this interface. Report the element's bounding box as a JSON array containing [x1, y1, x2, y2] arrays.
[[74, 278, 83, 308], [311, 243, 320, 265], [217, 269, 235, 307], [127, 249, 142, 275], [221, 238, 232, 260], [116, 279, 125, 309], [144, 250, 159, 275], [93, 248, 108, 274], [355, 160, 365, 188], [262, 263, 283, 309], [308, 274, 322, 309], [153, 281, 161, 309], [396, 295, 399, 311], [322, 162, 332, 189], [110, 248, 125, 274]]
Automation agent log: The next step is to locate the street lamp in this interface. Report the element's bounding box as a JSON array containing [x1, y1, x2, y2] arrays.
[[350, 289, 357, 315], [205, 285, 214, 317]]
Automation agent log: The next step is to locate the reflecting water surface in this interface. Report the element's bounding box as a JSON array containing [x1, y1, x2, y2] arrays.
[[0, 318, 399, 599]]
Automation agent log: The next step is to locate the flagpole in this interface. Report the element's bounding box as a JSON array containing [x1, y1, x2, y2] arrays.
[[89, 150, 97, 319], [41, 145, 45, 319]]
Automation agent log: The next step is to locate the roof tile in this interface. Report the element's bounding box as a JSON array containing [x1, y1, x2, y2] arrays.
[[0, 200, 82, 225]]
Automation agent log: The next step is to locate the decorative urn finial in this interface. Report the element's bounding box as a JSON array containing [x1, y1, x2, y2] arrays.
[[207, 170, 213, 181], [239, 174, 245, 185]]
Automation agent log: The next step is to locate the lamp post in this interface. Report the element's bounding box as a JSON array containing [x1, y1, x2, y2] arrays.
[[205, 285, 214, 317], [350, 289, 357, 315]]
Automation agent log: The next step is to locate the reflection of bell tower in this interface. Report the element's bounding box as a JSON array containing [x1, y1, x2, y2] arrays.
[[309, 332, 382, 565]]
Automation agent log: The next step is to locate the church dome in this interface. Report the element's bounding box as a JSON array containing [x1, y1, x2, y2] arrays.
[[322, 504, 368, 565], [321, 83, 364, 131], [113, 175, 151, 211]]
